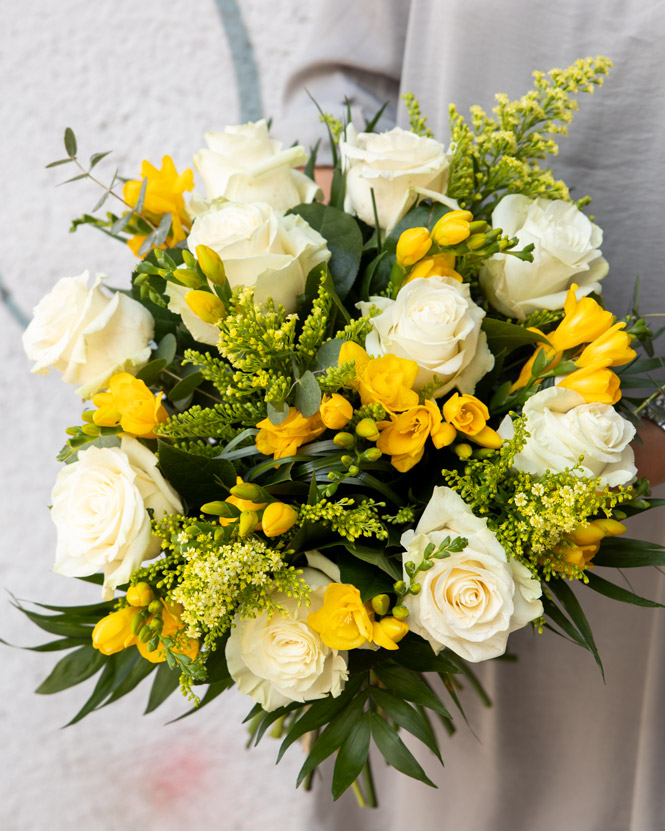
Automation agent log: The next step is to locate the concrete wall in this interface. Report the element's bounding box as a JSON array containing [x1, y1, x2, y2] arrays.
[[0, 2, 328, 828]]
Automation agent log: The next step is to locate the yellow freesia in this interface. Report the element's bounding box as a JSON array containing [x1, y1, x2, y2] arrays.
[[405, 253, 462, 284], [575, 322, 637, 368], [552, 517, 626, 572], [557, 360, 621, 405], [123, 156, 194, 257], [442, 393, 502, 449], [549, 284, 615, 350], [339, 342, 419, 412], [509, 329, 562, 393], [185, 290, 225, 325], [136, 601, 199, 664], [92, 372, 168, 438], [308, 584, 402, 651], [377, 400, 454, 472], [255, 407, 326, 459], [261, 502, 299, 537], [431, 210, 473, 246], [319, 393, 353, 430], [92, 606, 140, 655], [218, 477, 267, 528], [374, 616, 409, 647], [396, 227, 432, 267]]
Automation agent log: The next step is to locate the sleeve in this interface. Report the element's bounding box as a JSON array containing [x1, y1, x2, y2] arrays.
[[277, 0, 411, 161]]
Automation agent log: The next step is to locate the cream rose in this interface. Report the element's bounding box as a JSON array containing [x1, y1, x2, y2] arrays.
[[402, 487, 543, 662], [193, 119, 320, 211], [479, 195, 608, 319], [226, 567, 348, 712], [22, 271, 153, 398], [51, 436, 182, 600], [340, 125, 452, 231], [498, 386, 636, 487], [187, 201, 330, 312], [358, 276, 494, 396]]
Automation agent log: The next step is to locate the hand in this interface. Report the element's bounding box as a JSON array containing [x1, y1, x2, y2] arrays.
[[632, 419, 665, 486], [314, 166, 334, 202]]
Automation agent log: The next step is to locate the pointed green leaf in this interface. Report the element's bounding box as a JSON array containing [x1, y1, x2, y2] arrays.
[[144, 661, 180, 714], [593, 536, 665, 568], [65, 649, 140, 726], [46, 158, 73, 168], [482, 318, 552, 356], [331, 711, 371, 800], [369, 712, 437, 787], [548, 580, 604, 677], [89, 151, 111, 169], [134, 176, 149, 214], [35, 646, 106, 694], [369, 688, 442, 762], [585, 571, 663, 607], [111, 212, 134, 235], [373, 662, 451, 717]]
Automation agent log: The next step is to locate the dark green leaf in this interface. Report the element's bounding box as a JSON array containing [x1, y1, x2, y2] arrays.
[[369, 712, 437, 787], [482, 318, 551, 356], [46, 158, 73, 168], [331, 711, 371, 800], [585, 572, 663, 607], [370, 688, 442, 761], [313, 338, 343, 371], [343, 543, 402, 580], [89, 151, 111, 169], [35, 646, 106, 694], [337, 552, 395, 601], [169, 371, 204, 403], [157, 441, 236, 508], [446, 655, 492, 707], [144, 662, 180, 714], [541, 596, 588, 648], [103, 652, 155, 706], [289, 204, 363, 299], [65, 649, 139, 726], [267, 400, 290, 425], [373, 662, 451, 717], [593, 536, 665, 568], [295, 370, 322, 417], [64, 127, 77, 157], [13, 604, 95, 640], [155, 332, 177, 364], [0, 636, 86, 653], [135, 358, 168, 385], [548, 580, 604, 677], [296, 689, 367, 787]]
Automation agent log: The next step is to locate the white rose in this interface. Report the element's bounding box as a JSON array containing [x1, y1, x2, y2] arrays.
[[187, 201, 330, 312], [402, 487, 543, 662], [22, 271, 153, 398], [226, 567, 348, 712], [498, 386, 636, 487], [165, 281, 220, 346], [340, 125, 452, 231], [51, 436, 182, 600], [194, 120, 320, 211], [479, 195, 608, 320], [358, 276, 494, 396]]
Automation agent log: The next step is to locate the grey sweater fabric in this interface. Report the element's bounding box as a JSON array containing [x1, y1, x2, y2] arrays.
[[280, 2, 665, 829]]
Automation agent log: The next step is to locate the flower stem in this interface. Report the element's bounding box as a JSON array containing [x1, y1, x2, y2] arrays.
[[362, 758, 378, 808], [350, 780, 367, 808]]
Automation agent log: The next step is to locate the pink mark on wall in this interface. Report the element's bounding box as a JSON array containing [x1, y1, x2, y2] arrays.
[[145, 737, 211, 811]]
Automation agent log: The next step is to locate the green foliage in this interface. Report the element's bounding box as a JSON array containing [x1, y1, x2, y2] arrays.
[[298, 497, 388, 542], [447, 57, 613, 218]]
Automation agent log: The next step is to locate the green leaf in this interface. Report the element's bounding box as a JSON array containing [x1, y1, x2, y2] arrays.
[[0, 636, 85, 653], [45, 158, 73, 168], [548, 579, 604, 677], [585, 572, 663, 608], [369, 712, 437, 787], [102, 654, 155, 706], [135, 357, 168, 384], [343, 543, 402, 580], [64, 127, 77, 157], [111, 212, 134, 235], [337, 552, 395, 601], [12, 603, 95, 640], [593, 536, 665, 568], [313, 338, 343, 371], [169, 371, 204, 403], [35, 645, 106, 694], [541, 596, 588, 649], [296, 688, 368, 787], [373, 662, 451, 717], [289, 203, 363, 299], [481, 318, 551, 356], [155, 332, 177, 364], [157, 441, 236, 509], [370, 687, 442, 762], [59, 174, 88, 185], [134, 177, 149, 214], [144, 662, 180, 714], [89, 151, 111, 169], [390, 636, 457, 674], [267, 400, 290, 425], [446, 655, 492, 708], [295, 370, 322, 417], [65, 649, 138, 726], [331, 712, 371, 800]]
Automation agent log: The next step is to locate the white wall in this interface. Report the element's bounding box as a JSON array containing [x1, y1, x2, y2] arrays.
[[0, 2, 329, 828]]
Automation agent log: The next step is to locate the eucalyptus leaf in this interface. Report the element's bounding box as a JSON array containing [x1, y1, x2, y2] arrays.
[[267, 400, 290, 425], [295, 370, 322, 417], [134, 177, 148, 214], [135, 358, 167, 385], [45, 158, 73, 168], [64, 127, 77, 157], [89, 151, 111, 169], [111, 212, 134, 235], [313, 338, 343, 372], [169, 371, 204, 403], [155, 332, 177, 365]]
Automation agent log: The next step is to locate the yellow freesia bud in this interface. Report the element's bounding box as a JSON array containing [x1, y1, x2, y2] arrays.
[[453, 442, 473, 460], [591, 518, 627, 537], [431, 210, 474, 246], [124, 156, 194, 257], [552, 541, 600, 568], [195, 243, 227, 286], [319, 393, 353, 430], [261, 502, 299, 537], [375, 616, 409, 645], [575, 322, 637, 369], [238, 510, 259, 537], [568, 523, 606, 547], [549, 284, 615, 350], [218, 477, 267, 527], [377, 400, 447, 472], [431, 422, 457, 449], [185, 290, 225, 325], [126, 582, 155, 607], [308, 584, 374, 650], [355, 418, 381, 441], [333, 431, 355, 448], [230, 481, 264, 501], [92, 373, 167, 439], [396, 227, 432, 267], [92, 607, 140, 655], [255, 407, 326, 460], [509, 333, 561, 393], [136, 601, 199, 664], [557, 360, 621, 405], [405, 253, 462, 284], [370, 594, 391, 616], [339, 341, 419, 412]]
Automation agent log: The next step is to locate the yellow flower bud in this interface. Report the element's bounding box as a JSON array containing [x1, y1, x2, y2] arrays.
[[404, 253, 462, 284], [431, 210, 474, 246], [575, 322, 637, 369], [591, 518, 627, 537], [308, 583, 373, 650], [453, 442, 473, 460], [126, 582, 155, 607], [568, 523, 605, 546], [396, 227, 432, 267], [238, 510, 259, 537], [230, 481, 265, 501], [549, 284, 615, 351], [185, 290, 225, 324], [195, 243, 227, 286], [333, 431, 355, 448], [375, 616, 409, 645], [261, 502, 299, 537], [218, 478, 267, 527], [557, 360, 621, 405], [355, 418, 381, 441], [92, 607, 140, 655], [319, 393, 353, 430], [136, 602, 199, 664], [370, 594, 391, 616]]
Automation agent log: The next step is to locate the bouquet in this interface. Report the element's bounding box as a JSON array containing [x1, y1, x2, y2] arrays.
[[14, 56, 665, 806]]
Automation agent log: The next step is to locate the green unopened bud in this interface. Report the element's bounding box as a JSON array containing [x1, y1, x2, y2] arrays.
[[201, 500, 239, 518], [238, 510, 259, 537], [473, 447, 497, 459], [613, 510, 627, 520], [468, 220, 489, 234], [466, 233, 487, 250], [409, 583, 421, 595], [172, 267, 205, 289], [65, 427, 79, 436], [196, 243, 227, 286], [148, 617, 163, 632], [371, 594, 391, 616], [628, 499, 650, 510], [453, 443, 473, 460], [341, 455, 354, 467], [214, 527, 224, 540], [80, 424, 100, 437], [419, 560, 435, 571], [348, 464, 360, 476], [139, 625, 153, 643], [147, 599, 163, 615], [130, 608, 150, 636], [498, 238, 511, 250], [147, 635, 160, 652], [81, 410, 96, 423], [393, 580, 407, 595], [323, 484, 338, 497], [333, 431, 355, 449], [356, 418, 380, 441], [363, 447, 382, 462], [485, 228, 502, 242], [405, 561, 417, 577], [392, 605, 410, 621], [230, 482, 264, 501]]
